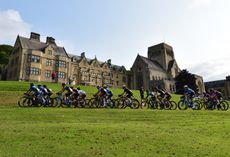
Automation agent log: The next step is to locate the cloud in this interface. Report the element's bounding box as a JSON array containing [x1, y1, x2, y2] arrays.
[[188, 56, 230, 82], [188, 0, 212, 9], [0, 9, 30, 42], [56, 40, 78, 54]]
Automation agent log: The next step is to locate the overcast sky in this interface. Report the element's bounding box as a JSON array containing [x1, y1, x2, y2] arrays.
[[0, 0, 230, 82]]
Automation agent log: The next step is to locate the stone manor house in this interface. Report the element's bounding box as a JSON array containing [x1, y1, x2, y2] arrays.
[[5, 32, 205, 93]]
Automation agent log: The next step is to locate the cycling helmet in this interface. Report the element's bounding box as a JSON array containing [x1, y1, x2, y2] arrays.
[[62, 83, 66, 86], [96, 85, 100, 89], [30, 83, 34, 87], [38, 84, 42, 87], [77, 87, 80, 90], [184, 85, 188, 89], [122, 85, 126, 89], [43, 85, 47, 88]]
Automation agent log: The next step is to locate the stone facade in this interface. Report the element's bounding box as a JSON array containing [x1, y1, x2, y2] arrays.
[[129, 43, 205, 93], [6, 32, 128, 87], [6, 33, 205, 92], [205, 76, 230, 99]]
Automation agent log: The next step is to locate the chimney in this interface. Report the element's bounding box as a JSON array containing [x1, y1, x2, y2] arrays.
[[30, 32, 40, 41], [81, 52, 85, 58], [46, 37, 56, 44], [107, 59, 111, 65]]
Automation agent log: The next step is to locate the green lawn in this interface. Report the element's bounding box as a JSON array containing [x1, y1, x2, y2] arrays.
[[0, 107, 229, 157]]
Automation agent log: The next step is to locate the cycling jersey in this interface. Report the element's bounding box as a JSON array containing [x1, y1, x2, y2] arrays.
[[99, 87, 107, 97], [38, 86, 48, 95], [157, 90, 165, 98], [124, 88, 133, 98], [31, 85, 41, 96], [105, 88, 113, 96], [78, 90, 86, 96], [184, 88, 195, 97]]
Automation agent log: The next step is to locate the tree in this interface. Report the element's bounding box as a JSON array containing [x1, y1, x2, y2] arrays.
[[175, 69, 197, 94], [0, 44, 13, 65]]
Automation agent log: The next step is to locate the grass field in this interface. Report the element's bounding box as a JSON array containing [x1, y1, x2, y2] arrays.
[[0, 81, 229, 157], [0, 107, 229, 157]]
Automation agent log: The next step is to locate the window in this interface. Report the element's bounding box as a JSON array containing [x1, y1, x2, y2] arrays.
[[45, 71, 51, 78], [46, 59, 52, 66], [26, 67, 40, 75], [15, 56, 19, 64], [122, 76, 126, 83], [56, 60, 66, 68], [28, 55, 40, 63], [48, 50, 52, 55], [11, 59, 14, 66], [58, 72, 66, 79]]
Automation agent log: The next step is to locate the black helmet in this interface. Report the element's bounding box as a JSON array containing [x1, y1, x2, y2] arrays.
[[77, 87, 80, 90], [62, 83, 66, 86], [30, 83, 34, 87], [43, 85, 47, 88]]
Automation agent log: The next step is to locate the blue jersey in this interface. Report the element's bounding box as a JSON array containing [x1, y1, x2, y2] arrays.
[[185, 88, 195, 96], [39, 86, 48, 95], [31, 85, 40, 96], [105, 88, 113, 96]]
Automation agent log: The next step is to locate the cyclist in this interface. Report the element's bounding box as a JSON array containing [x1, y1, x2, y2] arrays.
[[184, 85, 195, 109], [43, 85, 53, 97], [37, 84, 48, 105], [164, 90, 172, 101], [77, 87, 86, 100], [139, 86, 145, 105], [26, 83, 40, 97], [94, 86, 107, 107], [104, 85, 113, 105], [153, 87, 166, 109], [38, 84, 48, 97], [120, 85, 133, 106], [145, 89, 156, 100], [58, 83, 73, 106], [26, 83, 42, 105]]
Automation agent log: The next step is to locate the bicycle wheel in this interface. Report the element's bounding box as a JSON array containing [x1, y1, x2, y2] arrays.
[[169, 101, 177, 110], [164, 101, 171, 110], [131, 99, 140, 109], [84, 99, 90, 108], [194, 100, 201, 110], [220, 101, 229, 111], [18, 97, 32, 107], [52, 97, 62, 107], [148, 100, 158, 109], [78, 99, 86, 108], [178, 100, 188, 110], [114, 99, 125, 109], [106, 99, 115, 108]]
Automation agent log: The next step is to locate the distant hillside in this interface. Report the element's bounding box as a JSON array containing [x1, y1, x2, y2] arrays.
[[0, 44, 13, 65]]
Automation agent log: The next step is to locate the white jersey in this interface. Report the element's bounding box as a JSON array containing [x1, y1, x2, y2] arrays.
[[78, 90, 86, 96]]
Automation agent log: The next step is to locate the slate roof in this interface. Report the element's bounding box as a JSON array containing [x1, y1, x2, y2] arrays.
[[138, 55, 165, 72], [68, 54, 125, 72], [18, 36, 67, 57], [18, 35, 125, 72]]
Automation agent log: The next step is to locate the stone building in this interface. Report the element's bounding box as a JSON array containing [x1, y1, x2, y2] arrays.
[[205, 76, 230, 99], [129, 43, 205, 93], [6, 32, 128, 87]]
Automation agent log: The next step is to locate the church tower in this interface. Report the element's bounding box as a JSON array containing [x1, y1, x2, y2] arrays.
[[147, 43, 175, 71]]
